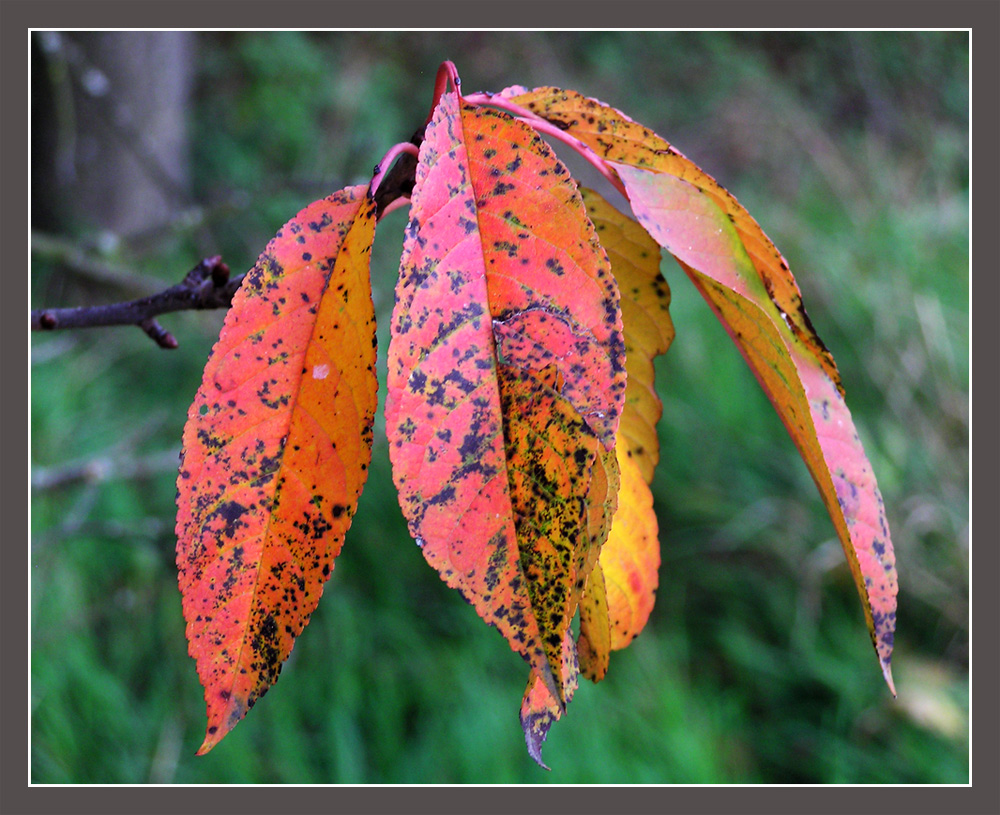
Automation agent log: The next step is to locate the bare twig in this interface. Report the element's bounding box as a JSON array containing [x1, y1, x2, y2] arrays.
[[32, 448, 181, 492], [31, 231, 165, 296], [31, 99, 422, 345], [31, 138, 423, 349], [31, 255, 240, 348]]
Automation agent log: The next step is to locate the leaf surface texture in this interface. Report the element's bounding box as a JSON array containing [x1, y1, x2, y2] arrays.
[[507, 87, 897, 689], [175, 187, 378, 752], [385, 92, 627, 704]]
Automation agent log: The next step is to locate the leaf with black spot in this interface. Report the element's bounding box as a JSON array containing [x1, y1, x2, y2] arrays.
[[385, 91, 627, 706], [176, 186, 378, 754]]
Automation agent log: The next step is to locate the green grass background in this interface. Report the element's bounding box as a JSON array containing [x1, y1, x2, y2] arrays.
[[30, 31, 968, 784]]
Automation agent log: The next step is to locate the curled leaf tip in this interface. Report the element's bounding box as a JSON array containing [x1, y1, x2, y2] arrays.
[[883, 662, 897, 698], [521, 710, 553, 771]]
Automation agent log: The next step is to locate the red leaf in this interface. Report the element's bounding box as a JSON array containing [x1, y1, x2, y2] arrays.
[[175, 186, 378, 753], [385, 92, 626, 704], [507, 87, 897, 691]]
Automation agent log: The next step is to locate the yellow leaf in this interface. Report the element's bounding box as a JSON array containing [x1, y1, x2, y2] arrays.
[[581, 187, 673, 483]]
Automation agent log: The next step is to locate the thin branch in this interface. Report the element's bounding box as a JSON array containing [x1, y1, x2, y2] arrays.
[[32, 123, 426, 348], [379, 196, 412, 219], [371, 141, 420, 202], [32, 448, 181, 492], [31, 231, 164, 296], [31, 255, 239, 348], [427, 60, 462, 124]]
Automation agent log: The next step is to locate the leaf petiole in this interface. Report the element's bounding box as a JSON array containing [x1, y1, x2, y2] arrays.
[[427, 60, 462, 123], [379, 196, 411, 218], [463, 91, 629, 200], [370, 141, 420, 200]]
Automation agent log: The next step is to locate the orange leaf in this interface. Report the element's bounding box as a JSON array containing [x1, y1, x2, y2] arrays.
[[521, 192, 666, 760], [679, 262, 896, 686], [385, 91, 626, 705], [508, 87, 897, 691], [513, 367, 619, 766], [578, 441, 661, 682], [500, 366, 615, 697], [520, 441, 658, 766], [175, 186, 378, 753]]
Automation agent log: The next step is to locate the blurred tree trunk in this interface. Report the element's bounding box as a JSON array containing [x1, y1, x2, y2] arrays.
[[32, 31, 194, 240]]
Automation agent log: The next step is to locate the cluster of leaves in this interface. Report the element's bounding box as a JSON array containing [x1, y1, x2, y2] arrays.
[[174, 62, 897, 768]]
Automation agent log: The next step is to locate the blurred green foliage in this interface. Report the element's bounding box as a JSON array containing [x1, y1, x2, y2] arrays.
[[31, 31, 968, 784]]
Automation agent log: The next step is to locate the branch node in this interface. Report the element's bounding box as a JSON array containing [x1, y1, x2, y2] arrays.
[[140, 318, 178, 349], [208, 256, 230, 287], [31, 253, 238, 346], [183, 257, 210, 287]]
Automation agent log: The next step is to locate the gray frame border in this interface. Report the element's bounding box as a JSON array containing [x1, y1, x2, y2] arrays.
[[6, 1, 995, 813]]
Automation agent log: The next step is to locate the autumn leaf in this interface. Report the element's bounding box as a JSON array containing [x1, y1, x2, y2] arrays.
[[175, 186, 378, 754], [519, 441, 658, 764], [577, 189, 667, 677], [577, 563, 612, 682], [385, 90, 627, 705], [502, 366, 618, 696], [577, 449, 660, 685], [520, 191, 666, 763], [506, 87, 897, 691], [510, 364, 620, 768], [580, 187, 674, 483], [162, 63, 901, 773]]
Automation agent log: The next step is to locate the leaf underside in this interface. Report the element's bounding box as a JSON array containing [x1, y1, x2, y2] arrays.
[[519, 190, 668, 762], [175, 186, 378, 754]]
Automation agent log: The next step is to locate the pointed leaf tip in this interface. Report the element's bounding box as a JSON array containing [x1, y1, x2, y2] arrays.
[[883, 662, 897, 698], [519, 630, 579, 769], [523, 721, 552, 771]]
